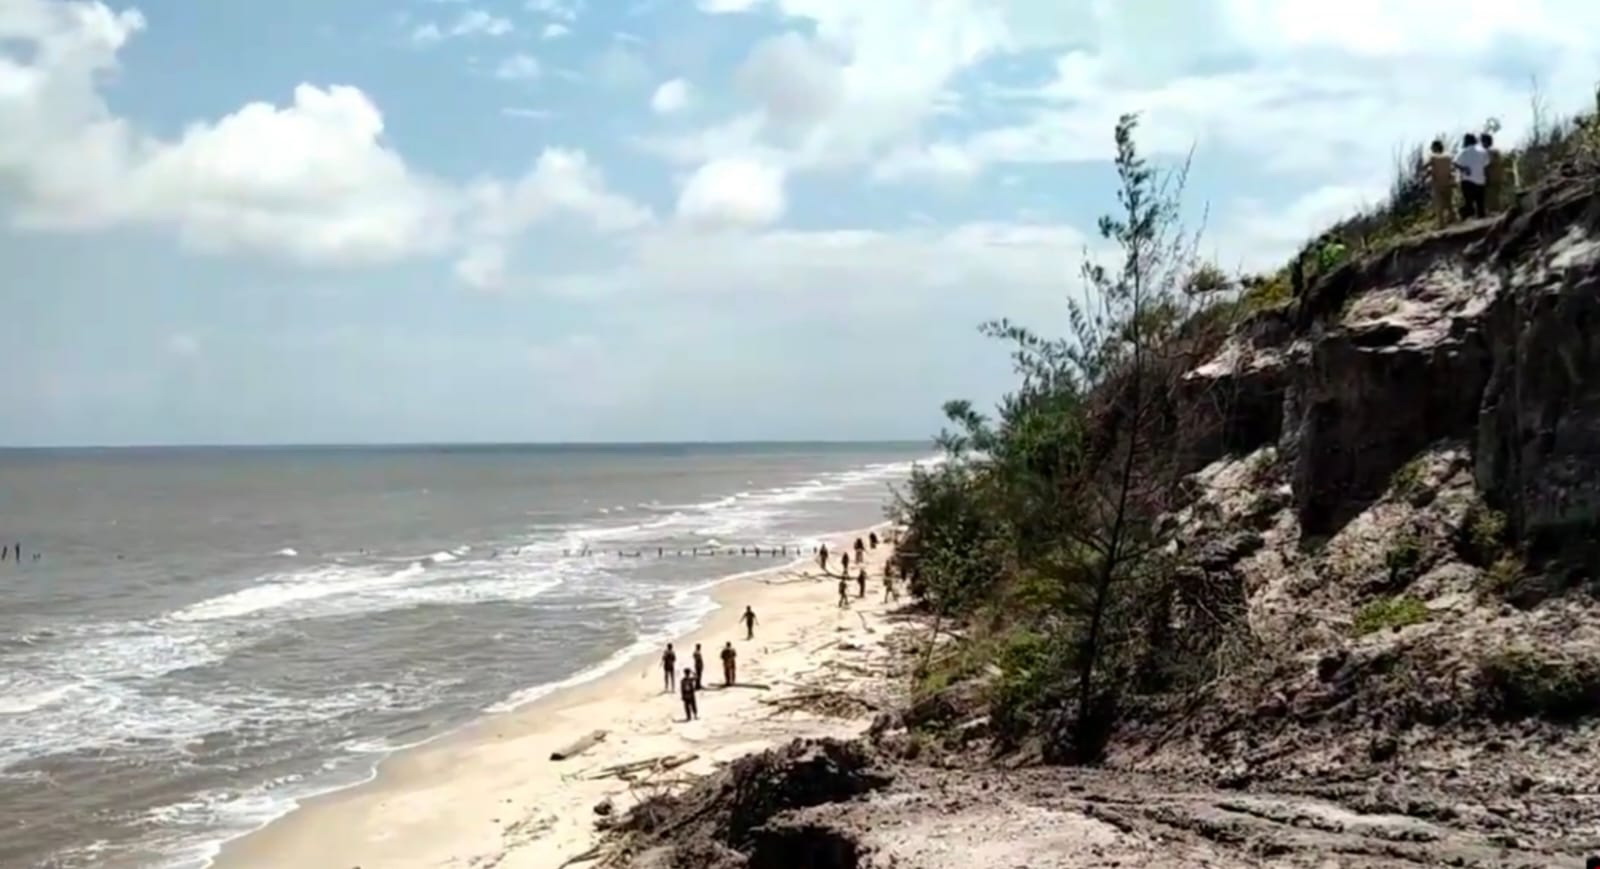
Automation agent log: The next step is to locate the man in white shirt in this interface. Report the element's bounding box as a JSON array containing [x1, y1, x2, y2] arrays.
[[1454, 133, 1489, 219]]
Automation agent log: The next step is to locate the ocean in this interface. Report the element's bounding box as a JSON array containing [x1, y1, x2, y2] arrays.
[[0, 442, 930, 868]]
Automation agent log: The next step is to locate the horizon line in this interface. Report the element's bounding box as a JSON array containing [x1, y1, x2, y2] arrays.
[[0, 438, 937, 452]]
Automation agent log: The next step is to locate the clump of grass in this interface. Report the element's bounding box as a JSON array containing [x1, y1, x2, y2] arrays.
[[1479, 646, 1600, 722], [1459, 501, 1509, 564], [1389, 457, 1429, 499], [1352, 594, 1430, 637], [1481, 555, 1524, 596], [1385, 529, 1425, 583]]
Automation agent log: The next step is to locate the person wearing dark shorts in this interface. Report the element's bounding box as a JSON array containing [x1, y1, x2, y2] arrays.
[[680, 668, 698, 720], [721, 641, 737, 686], [661, 644, 677, 693]]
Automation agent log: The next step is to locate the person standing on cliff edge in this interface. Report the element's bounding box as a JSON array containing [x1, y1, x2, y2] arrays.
[[1455, 133, 1489, 219], [1428, 139, 1455, 228]]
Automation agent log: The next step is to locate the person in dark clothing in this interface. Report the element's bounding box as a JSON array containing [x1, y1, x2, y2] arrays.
[[818, 544, 829, 571], [853, 538, 865, 563], [680, 668, 698, 720], [857, 568, 867, 599], [842, 551, 850, 575], [692, 644, 705, 689], [741, 606, 758, 640], [869, 531, 879, 549], [1454, 133, 1488, 219], [838, 576, 850, 608], [661, 644, 678, 693], [720, 642, 737, 686]]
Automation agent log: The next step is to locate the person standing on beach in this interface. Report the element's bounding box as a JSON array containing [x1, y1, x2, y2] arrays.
[[857, 568, 867, 599], [818, 544, 829, 571], [842, 551, 850, 575], [869, 531, 879, 549], [680, 668, 699, 721], [853, 538, 865, 564], [692, 644, 705, 689], [741, 606, 758, 640], [838, 575, 850, 608], [721, 641, 737, 686], [661, 644, 678, 693]]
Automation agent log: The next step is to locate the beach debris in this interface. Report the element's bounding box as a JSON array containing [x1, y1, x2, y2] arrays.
[[589, 753, 698, 783], [594, 798, 614, 816], [556, 845, 604, 868], [703, 681, 772, 691], [550, 729, 609, 761], [760, 690, 880, 719]]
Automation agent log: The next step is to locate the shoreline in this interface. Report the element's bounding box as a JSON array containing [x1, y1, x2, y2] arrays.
[[212, 523, 903, 869]]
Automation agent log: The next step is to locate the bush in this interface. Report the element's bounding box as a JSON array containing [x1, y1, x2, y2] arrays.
[[1389, 457, 1429, 498], [1459, 501, 1509, 565], [1481, 555, 1524, 596], [1479, 647, 1600, 722], [1352, 595, 1430, 636]]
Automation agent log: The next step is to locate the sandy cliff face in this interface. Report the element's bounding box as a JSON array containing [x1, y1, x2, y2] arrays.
[[1118, 171, 1600, 834]]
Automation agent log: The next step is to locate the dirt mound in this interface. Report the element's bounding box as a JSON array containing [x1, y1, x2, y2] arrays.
[[608, 738, 890, 867]]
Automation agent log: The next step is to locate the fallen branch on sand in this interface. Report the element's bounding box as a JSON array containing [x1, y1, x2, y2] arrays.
[[557, 845, 603, 868], [760, 689, 880, 718], [588, 753, 698, 782], [550, 729, 609, 761], [701, 682, 772, 692]]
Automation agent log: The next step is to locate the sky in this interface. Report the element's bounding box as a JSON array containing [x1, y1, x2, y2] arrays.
[[2, 0, 1597, 446]]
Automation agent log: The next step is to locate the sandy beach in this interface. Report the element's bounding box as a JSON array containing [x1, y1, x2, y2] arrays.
[[215, 529, 906, 869]]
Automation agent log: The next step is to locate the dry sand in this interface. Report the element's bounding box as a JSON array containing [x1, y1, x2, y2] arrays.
[[215, 530, 905, 869]]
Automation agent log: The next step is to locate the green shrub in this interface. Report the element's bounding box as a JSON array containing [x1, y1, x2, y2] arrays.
[[1479, 647, 1600, 722], [1461, 502, 1509, 563], [1352, 595, 1430, 636]]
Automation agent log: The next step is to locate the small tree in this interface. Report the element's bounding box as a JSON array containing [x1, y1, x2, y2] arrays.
[[1055, 113, 1204, 759]]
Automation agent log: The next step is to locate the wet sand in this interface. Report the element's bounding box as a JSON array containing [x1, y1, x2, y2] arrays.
[[216, 530, 902, 868]]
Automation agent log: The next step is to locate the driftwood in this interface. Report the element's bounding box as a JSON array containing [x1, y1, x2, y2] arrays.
[[550, 729, 608, 761], [558, 845, 603, 868], [588, 753, 698, 782], [701, 681, 772, 692], [760, 689, 880, 718]]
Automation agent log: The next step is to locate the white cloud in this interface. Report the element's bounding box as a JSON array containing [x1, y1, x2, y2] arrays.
[[410, 8, 513, 45], [495, 53, 541, 80], [454, 244, 508, 290], [526, 0, 581, 21], [675, 157, 786, 230], [542, 22, 571, 39], [501, 106, 556, 120], [651, 78, 691, 114], [0, 0, 649, 281]]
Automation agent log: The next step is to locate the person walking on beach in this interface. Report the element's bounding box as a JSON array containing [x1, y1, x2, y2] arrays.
[[842, 551, 850, 575], [741, 606, 758, 640], [818, 544, 829, 572], [680, 668, 699, 721], [853, 537, 865, 564], [838, 575, 850, 608], [692, 644, 705, 689], [721, 641, 737, 686], [1428, 139, 1455, 228], [661, 644, 678, 693], [1455, 133, 1489, 219], [857, 568, 867, 599]]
